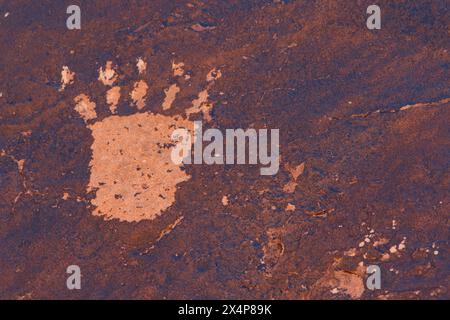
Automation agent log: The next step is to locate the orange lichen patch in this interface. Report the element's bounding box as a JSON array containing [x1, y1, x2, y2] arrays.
[[87, 112, 194, 222], [106, 86, 121, 114], [136, 57, 147, 75], [162, 84, 180, 110], [172, 61, 185, 77], [283, 162, 305, 193], [206, 68, 222, 82], [59, 66, 75, 91], [185, 90, 213, 122], [98, 61, 118, 86], [130, 80, 149, 110], [74, 94, 97, 122], [285, 203, 295, 211]]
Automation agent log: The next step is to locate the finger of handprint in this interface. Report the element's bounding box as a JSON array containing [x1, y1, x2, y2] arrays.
[[162, 84, 180, 110], [186, 89, 209, 119], [185, 67, 221, 122], [59, 66, 75, 92], [129, 57, 149, 110], [106, 86, 121, 114], [97, 60, 122, 115], [98, 61, 118, 86], [206, 68, 221, 82], [136, 57, 147, 75], [74, 94, 97, 122], [172, 61, 187, 78], [130, 80, 148, 110], [160, 60, 186, 111]]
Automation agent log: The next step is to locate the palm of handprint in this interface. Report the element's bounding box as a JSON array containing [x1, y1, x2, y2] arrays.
[[60, 58, 221, 222]]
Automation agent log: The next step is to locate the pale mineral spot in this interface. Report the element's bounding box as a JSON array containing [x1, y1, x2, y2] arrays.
[[162, 84, 180, 110], [221, 195, 229, 206], [59, 66, 75, 91], [16, 159, 25, 173], [74, 94, 97, 122], [330, 288, 340, 294], [106, 86, 121, 114], [398, 238, 407, 251], [130, 80, 149, 110], [389, 238, 407, 254], [87, 112, 194, 222], [98, 61, 118, 86], [373, 237, 389, 247]]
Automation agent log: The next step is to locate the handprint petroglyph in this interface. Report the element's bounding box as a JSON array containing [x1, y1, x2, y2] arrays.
[[63, 58, 221, 222]]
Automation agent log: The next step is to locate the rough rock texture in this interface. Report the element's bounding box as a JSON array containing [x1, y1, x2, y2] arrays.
[[0, 0, 448, 299]]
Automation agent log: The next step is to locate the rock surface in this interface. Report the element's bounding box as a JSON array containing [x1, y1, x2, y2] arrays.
[[0, 0, 448, 299]]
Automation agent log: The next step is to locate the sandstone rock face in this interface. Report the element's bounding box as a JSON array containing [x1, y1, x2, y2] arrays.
[[0, 0, 448, 299]]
